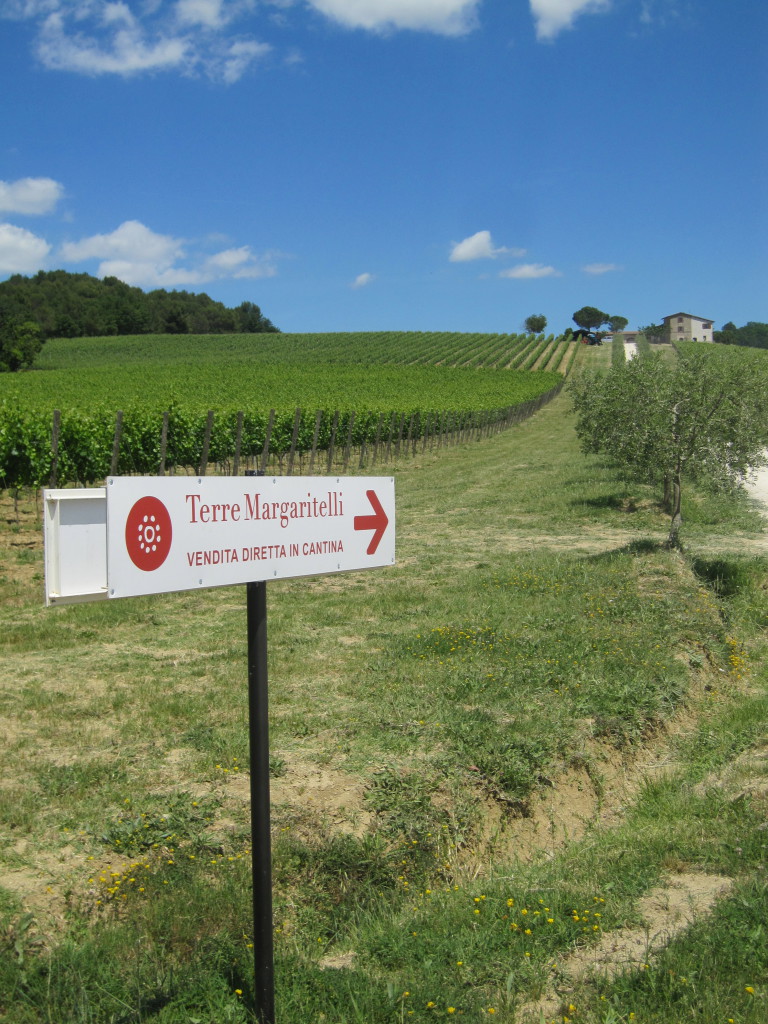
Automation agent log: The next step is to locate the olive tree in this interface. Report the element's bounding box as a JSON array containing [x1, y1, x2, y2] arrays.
[[569, 348, 768, 547]]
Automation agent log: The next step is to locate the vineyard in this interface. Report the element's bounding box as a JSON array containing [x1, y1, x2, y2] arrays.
[[32, 330, 567, 371], [0, 331, 578, 489]]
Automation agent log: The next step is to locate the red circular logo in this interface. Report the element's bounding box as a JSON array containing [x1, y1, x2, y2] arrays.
[[125, 496, 172, 571]]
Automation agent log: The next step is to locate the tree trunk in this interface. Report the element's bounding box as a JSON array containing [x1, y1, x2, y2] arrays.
[[666, 469, 683, 549], [666, 402, 683, 548]]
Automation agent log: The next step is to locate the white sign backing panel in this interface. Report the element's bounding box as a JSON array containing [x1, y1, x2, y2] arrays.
[[44, 489, 108, 605], [106, 476, 395, 599]]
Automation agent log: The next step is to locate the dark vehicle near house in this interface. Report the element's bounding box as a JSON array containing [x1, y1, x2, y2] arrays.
[[573, 329, 602, 345]]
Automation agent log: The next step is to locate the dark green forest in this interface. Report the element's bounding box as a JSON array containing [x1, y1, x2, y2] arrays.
[[714, 320, 768, 348], [0, 270, 278, 370]]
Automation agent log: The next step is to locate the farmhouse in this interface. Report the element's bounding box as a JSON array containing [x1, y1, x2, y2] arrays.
[[662, 312, 715, 343]]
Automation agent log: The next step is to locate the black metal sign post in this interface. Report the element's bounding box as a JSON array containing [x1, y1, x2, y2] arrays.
[[247, 577, 275, 1024], [245, 467, 274, 1024]]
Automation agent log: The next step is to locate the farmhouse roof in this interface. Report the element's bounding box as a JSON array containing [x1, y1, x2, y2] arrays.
[[662, 312, 715, 323]]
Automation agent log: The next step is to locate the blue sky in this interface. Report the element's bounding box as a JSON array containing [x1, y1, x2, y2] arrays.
[[0, 0, 765, 334]]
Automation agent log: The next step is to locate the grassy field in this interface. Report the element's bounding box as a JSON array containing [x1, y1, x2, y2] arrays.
[[1, 343, 767, 1022]]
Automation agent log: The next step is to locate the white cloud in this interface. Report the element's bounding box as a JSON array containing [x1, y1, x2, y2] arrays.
[[5, 1, 271, 82], [0, 177, 64, 215], [500, 263, 561, 279], [204, 245, 254, 271], [638, 0, 684, 29], [175, 0, 228, 30], [231, 262, 277, 280], [59, 220, 278, 287], [203, 245, 277, 279], [351, 272, 374, 288], [307, 0, 480, 36], [0, 0, 58, 17], [530, 0, 611, 41], [101, 3, 136, 29], [60, 220, 185, 265], [449, 230, 524, 262], [37, 11, 190, 75], [3, 0, 476, 82], [96, 259, 206, 287], [0, 222, 51, 273], [582, 262, 621, 274], [218, 38, 272, 84]]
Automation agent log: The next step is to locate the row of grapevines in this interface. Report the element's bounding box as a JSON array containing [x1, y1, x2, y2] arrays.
[[508, 335, 541, 369], [521, 334, 555, 371], [0, 363, 560, 419], [546, 338, 571, 374], [0, 389, 564, 490]]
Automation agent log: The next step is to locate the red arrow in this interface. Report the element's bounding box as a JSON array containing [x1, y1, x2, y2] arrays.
[[354, 489, 389, 555]]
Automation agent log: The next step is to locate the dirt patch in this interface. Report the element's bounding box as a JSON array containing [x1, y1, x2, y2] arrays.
[[271, 761, 372, 836], [693, 742, 768, 813], [0, 839, 96, 937], [517, 872, 734, 1022], [460, 714, 698, 875], [318, 950, 357, 970], [215, 757, 373, 838]]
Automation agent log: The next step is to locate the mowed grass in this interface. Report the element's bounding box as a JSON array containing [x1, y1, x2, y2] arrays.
[[1, 344, 767, 1022]]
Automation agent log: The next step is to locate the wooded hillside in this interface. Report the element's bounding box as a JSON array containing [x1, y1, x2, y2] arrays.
[[0, 270, 278, 340]]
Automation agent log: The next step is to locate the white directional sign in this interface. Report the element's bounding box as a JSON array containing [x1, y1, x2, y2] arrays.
[[44, 476, 395, 604]]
